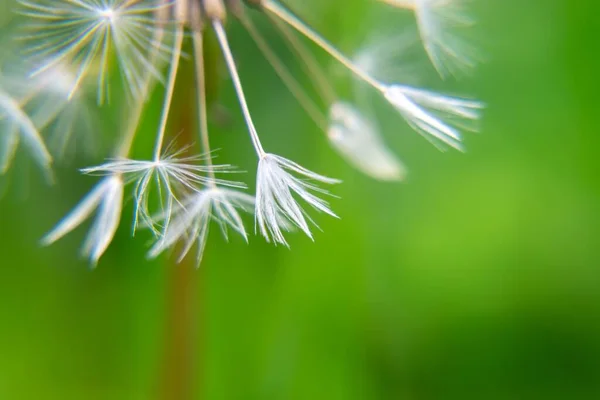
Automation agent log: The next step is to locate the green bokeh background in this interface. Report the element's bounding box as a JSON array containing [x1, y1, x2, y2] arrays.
[[1, 0, 599, 399]]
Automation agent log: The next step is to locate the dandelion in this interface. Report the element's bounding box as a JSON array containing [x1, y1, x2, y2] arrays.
[[3, 0, 484, 265]]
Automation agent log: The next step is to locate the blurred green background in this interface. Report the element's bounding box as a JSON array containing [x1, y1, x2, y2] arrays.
[[1, 0, 600, 399]]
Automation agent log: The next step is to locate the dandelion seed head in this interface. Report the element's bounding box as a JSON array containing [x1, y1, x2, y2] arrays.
[[4, 0, 485, 265]]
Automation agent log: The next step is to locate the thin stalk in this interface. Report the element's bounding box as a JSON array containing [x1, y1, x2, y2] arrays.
[[264, 0, 386, 92], [117, 29, 166, 158], [153, 25, 185, 161], [191, 30, 217, 185], [240, 16, 328, 132], [213, 20, 267, 159], [268, 15, 337, 105], [157, 27, 200, 400]]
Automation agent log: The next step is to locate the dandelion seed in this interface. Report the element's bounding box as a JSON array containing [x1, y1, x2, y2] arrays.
[[18, 0, 171, 101], [263, 0, 483, 149], [213, 13, 340, 245], [41, 174, 124, 265], [146, 16, 256, 264], [81, 148, 238, 237], [384, 85, 483, 150], [379, 0, 478, 78], [7, 0, 485, 265], [148, 185, 254, 264], [328, 102, 406, 181], [256, 154, 340, 246]]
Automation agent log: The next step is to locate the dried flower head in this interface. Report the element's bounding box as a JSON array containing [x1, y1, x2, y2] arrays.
[[2, 0, 485, 265]]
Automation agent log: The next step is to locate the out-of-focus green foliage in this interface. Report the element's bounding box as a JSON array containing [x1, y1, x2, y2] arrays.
[[1, 0, 599, 399]]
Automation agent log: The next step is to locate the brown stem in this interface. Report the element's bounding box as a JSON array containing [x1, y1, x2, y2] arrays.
[[157, 40, 202, 400], [159, 256, 198, 400]]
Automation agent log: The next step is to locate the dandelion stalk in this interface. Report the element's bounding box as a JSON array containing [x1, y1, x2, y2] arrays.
[[157, 30, 200, 400]]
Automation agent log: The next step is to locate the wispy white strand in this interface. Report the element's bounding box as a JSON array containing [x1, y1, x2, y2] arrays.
[[41, 174, 124, 266], [379, 0, 478, 78], [18, 0, 171, 102], [265, 0, 483, 150], [148, 186, 254, 264], [0, 87, 52, 176], [384, 85, 483, 150], [256, 154, 340, 247]]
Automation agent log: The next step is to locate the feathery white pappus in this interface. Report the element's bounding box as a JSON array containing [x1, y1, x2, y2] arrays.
[[40, 174, 124, 266], [379, 0, 478, 78], [0, 0, 484, 265]]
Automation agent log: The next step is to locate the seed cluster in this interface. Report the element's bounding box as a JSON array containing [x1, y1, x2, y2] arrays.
[[1, 0, 483, 265]]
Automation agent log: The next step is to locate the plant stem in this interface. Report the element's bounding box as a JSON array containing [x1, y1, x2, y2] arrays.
[[158, 40, 200, 400]]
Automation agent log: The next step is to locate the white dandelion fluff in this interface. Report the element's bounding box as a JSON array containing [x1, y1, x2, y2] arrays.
[[0, 86, 52, 176], [383, 84, 483, 150], [81, 148, 236, 237], [256, 154, 340, 246], [41, 174, 124, 265], [379, 0, 478, 78], [3, 0, 485, 266], [1, 59, 95, 160], [212, 17, 340, 246], [18, 0, 170, 101], [328, 101, 406, 181], [148, 185, 255, 264], [263, 0, 482, 150]]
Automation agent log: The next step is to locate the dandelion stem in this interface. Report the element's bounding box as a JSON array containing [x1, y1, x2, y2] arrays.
[[264, 0, 386, 93], [117, 29, 166, 158], [240, 16, 329, 132], [268, 15, 337, 105], [153, 25, 184, 161], [192, 30, 217, 184], [213, 20, 267, 159]]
